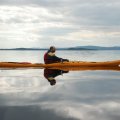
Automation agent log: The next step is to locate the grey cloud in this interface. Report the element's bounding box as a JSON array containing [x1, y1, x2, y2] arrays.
[[0, 0, 119, 6], [63, 3, 120, 28], [1, 0, 120, 28], [39, 27, 77, 36], [0, 0, 120, 47], [0, 0, 65, 6]]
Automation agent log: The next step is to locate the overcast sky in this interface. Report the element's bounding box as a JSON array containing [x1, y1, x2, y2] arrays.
[[0, 0, 120, 48]]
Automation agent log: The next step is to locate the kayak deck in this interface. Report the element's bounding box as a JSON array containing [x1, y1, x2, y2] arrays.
[[0, 60, 120, 69]]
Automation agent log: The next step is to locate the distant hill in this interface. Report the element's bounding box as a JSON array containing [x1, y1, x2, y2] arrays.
[[68, 46, 120, 50], [0, 46, 120, 50], [0, 48, 47, 50]]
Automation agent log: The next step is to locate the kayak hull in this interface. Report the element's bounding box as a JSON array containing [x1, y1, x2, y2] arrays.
[[0, 60, 120, 68]]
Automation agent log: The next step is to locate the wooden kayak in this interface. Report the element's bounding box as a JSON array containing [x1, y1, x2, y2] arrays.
[[0, 60, 120, 70]]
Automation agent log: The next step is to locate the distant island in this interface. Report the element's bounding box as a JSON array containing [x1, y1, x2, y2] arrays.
[[68, 46, 120, 50], [0, 46, 120, 50]]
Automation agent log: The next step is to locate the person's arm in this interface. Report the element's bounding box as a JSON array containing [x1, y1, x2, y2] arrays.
[[51, 55, 62, 62], [48, 52, 69, 62]]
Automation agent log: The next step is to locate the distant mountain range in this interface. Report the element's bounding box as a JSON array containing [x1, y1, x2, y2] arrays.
[[0, 46, 120, 50], [68, 46, 120, 50]]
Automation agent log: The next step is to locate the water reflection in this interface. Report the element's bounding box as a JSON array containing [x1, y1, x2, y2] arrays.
[[0, 68, 120, 120], [44, 69, 69, 86], [0, 50, 120, 120], [0, 106, 78, 120]]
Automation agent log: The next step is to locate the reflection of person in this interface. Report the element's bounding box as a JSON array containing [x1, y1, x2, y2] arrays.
[[44, 69, 69, 86], [44, 46, 69, 64]]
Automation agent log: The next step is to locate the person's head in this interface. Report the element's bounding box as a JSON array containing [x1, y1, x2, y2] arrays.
[[49, 79, 56, 86], [47, 77, 56, 86], [49, 46, 56, 53]]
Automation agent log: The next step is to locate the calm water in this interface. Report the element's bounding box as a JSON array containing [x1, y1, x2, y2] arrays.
[[0, 50, 120, 120]]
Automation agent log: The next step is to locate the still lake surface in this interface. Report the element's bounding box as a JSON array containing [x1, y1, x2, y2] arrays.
[[0, 50, 120, 120]]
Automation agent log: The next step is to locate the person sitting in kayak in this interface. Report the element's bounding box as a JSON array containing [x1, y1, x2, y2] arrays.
[[44, 46, 69, 64], [44, 68, 69, 86]]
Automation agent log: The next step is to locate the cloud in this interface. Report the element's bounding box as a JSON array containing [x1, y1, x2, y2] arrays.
[[0, 6, 64, 24], [0, 0, 119, 6], [1, 0, 120, 27], [75, 2, 120, 28], [0, 0, 120, 48]]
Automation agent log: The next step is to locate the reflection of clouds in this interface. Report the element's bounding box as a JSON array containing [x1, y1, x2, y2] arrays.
[[0, 70, 120, 96], [0, 70, 120, 97], [0, 99, 120, 120], [0, 76, 51, 93], [0, 69, 120, 119], [0, 106, 77, 120], [0, 69, 52, 93], [40, 101, 120, 120]]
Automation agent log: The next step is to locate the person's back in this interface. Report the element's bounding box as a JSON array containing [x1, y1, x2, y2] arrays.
[[44, 46, 69, 64]]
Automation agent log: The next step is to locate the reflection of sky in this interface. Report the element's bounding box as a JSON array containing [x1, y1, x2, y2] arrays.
[[0, 50, 120, 63], [0, 68, 120, 120], [0, 50, 120, 120], [0, 105, 77, 120]]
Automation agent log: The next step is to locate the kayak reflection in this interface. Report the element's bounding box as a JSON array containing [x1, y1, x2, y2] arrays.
[[44, 69, 69, 86]]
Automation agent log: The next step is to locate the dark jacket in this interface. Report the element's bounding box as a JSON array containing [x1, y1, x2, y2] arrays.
[[44, 51, 62, 64], [44, 69, 69, 86], [44, 69, 63, 79], [44, 51, 69, 64]]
